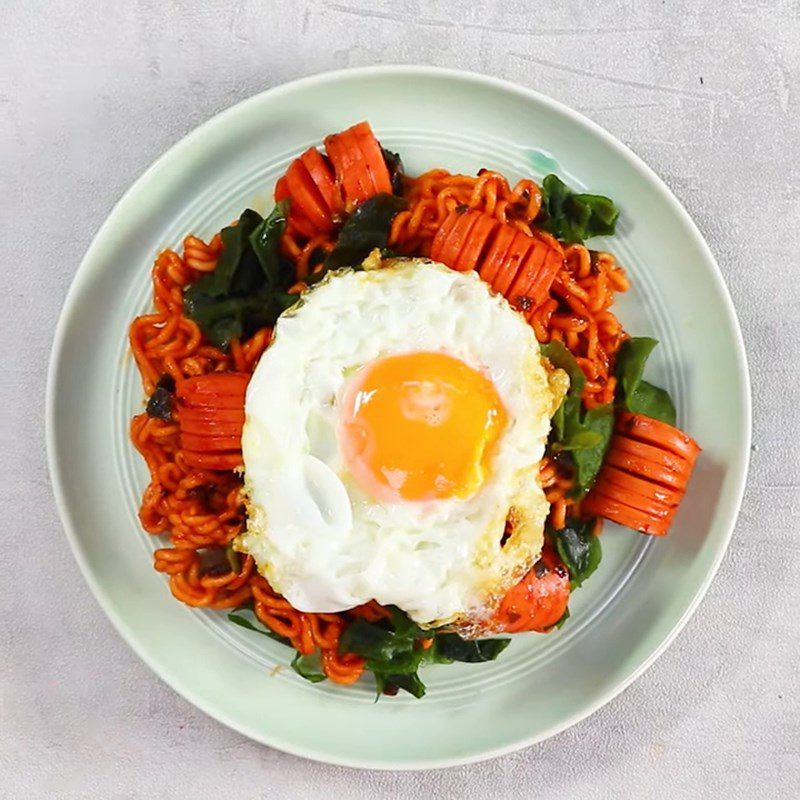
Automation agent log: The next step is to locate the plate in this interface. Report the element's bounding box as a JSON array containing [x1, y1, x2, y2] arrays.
[[46, 66, 750, 769]]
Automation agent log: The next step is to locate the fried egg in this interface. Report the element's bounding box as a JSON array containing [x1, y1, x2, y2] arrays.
[[237, 259, 565, 628]]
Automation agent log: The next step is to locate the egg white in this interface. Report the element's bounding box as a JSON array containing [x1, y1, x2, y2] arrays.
[[236, 259, 563, 628]]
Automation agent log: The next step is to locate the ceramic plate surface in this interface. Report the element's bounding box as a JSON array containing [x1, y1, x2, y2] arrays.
[[46, 66, 750, 769]]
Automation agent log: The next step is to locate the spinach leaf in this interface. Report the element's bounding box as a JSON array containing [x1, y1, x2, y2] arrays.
[[550, 429, 604, 452], [554, 518, 602, 588], [434, 634, 511, 664], [615, 337, 655, 397], [291, 651, 327, 683], [182, 294, 258, 350], [339, 616, 428, 697], [339, 616, 425, 670], [322, 193, 407, 273], [194, 209, 263, 297], [628, 381, 675, 424], [340, 609, 514, 698], [338, 619, 406, 662], [250, 201, 290, 285], [554, 606, 571, 629], [184, 204, 294, 349], [376, 671, 427, 699], [381, 147, 405, 195], [571, 404, 614, 492], [227, 606, 293, 647], [541, 341, 614, 494], [537, 174, 619, 245], [145, 374, 175, 421], [614, 337, 676, 425], [386, 605, 429, 639]]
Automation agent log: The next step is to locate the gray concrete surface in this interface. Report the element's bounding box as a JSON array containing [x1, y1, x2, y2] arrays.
[[2, 1, 799, 798]]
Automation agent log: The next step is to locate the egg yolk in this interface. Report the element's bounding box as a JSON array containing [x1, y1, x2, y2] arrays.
[[339, 352, 507, 502]]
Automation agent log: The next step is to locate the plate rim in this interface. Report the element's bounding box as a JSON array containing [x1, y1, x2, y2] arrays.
[[45, 64, 752, 770]]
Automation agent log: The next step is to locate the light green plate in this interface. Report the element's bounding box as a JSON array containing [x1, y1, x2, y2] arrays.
[[46, 67, 750, 769]]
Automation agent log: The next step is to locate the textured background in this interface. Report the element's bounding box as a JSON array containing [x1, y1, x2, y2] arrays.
[[2, 1, 799, 798]]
